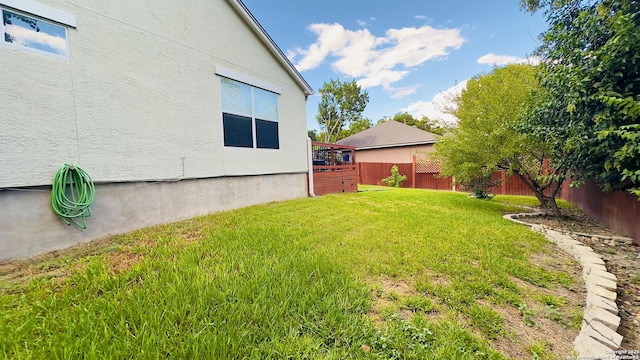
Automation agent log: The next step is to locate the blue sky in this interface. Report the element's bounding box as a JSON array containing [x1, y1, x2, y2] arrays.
[[242, 0, 547, 131], [2, 9, 68, 56]]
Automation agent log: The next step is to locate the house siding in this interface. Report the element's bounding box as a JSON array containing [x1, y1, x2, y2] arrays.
[[0, 0, 308, 187], [0, 0, 310, 260], [356, 145, 435, 163]]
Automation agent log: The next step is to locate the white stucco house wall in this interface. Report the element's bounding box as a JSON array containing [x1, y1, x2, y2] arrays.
[[0, 0, 314, 260]]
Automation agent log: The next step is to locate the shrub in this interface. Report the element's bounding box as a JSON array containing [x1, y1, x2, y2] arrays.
[[460, 173, 500, 200], [382, 165, 407, 188]]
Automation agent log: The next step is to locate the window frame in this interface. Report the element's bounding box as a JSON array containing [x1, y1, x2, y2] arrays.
[[217, 66, 281, 150], [0, 0, 76, 59]]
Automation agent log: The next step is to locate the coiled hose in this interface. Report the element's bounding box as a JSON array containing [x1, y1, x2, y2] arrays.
[[51, 164, 95, 229]]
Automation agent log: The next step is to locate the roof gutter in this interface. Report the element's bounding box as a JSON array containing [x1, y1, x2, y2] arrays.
[[227, 0, 314, 96], [348, 140, 439, 151]]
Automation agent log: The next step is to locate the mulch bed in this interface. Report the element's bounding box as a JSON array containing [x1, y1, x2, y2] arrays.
[[523, 208, 640, 351]]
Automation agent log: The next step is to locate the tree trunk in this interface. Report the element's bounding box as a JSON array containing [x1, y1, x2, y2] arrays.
[[515, 172, 563, 217], [538, 195, 561, 217]]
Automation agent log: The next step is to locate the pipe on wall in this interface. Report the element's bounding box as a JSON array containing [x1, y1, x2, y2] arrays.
[[307, 137, 316, 197]]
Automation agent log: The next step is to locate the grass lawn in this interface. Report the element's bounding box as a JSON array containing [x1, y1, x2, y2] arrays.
[[0, 186, 583, 359]]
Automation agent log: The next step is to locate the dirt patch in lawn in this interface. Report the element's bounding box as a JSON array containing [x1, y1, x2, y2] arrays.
[[366, 276, 446, 327], [367, 277, 417, 327], [366, 262, 584, 359], [487, 299, 579, 359], [0, 238, 121, 293], [107, 250, 144, 274], [476, 241, 585, 360], [0, 260, 69, 292], [521, 208, 640, 350]]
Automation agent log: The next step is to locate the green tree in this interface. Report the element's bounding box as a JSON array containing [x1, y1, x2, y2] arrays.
[[378, 113, 449, 136], [339, 117, 373, 139], [307, 130, 318, 141], [316, 79, 369, 143], [522, 0, 640, 197], [432, 64, 566, 215]]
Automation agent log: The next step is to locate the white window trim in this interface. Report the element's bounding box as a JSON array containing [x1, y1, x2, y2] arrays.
[[0, 0, 76, 27], [220, 76, 280, 149], [215, 65, 281, 95]]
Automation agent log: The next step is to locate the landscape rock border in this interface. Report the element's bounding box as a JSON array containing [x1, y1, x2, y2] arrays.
[[504, 212, 628, 358]]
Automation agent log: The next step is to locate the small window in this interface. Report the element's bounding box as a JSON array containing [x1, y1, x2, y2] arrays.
[[256, 119, 279, 149], [2, 8, 69, 57], [220, 76, 279, 149], [223, 113, 253, 148]]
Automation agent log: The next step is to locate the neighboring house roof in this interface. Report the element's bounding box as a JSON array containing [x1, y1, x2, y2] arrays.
[[336, 120, 439, 150], [229, 0, 314, 96]]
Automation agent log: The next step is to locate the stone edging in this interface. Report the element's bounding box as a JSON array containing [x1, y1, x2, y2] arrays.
[[503, 212, 623, 358]]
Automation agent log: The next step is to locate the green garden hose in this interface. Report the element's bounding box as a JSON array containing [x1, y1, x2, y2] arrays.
[[51, 164, 95, 229]]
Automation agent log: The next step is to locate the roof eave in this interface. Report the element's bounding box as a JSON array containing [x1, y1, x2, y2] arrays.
[[354, 140, 438, 150], [227, 0, 314, 96]]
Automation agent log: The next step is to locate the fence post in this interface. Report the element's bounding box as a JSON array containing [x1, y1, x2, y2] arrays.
[[330, 144, 335, 167], [411, 155, 416, 188], [501, 171, 506, 195]]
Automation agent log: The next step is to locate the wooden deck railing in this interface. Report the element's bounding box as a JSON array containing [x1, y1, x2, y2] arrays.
[[311, 142, 356, 172], [311, 142, 357, 195]]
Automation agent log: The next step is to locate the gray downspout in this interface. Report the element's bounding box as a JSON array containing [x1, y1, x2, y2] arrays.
[[307, 137, 316, 197]]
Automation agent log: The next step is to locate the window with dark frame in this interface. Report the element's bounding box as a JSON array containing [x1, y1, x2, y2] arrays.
[[220, 77, 279, 149]]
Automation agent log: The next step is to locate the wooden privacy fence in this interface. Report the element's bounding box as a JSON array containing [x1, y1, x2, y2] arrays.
[[358, 163, 415, 187], [561, 180, 639, 245], [357, 157, 537, 196]]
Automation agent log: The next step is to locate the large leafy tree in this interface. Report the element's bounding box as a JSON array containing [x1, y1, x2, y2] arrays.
[[522, 0, 640, 197], [307, 130, 319, 141], [338, 117, 373, 139], [316, 79, 369, 143], [433, 64, 566, 215], [379, 112, 450, 136]]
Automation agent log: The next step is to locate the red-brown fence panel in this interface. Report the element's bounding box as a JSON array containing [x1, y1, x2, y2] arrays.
[[477, 171, 537, 196], [358, 163, 413, 187], [414, 173, 453, 190], [561, 179, 639, 245]]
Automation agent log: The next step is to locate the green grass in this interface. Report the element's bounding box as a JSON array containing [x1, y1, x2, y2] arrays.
[[527, 340, 554, 360], [492, 194, 576, 211], [0, 187, 579, 359]]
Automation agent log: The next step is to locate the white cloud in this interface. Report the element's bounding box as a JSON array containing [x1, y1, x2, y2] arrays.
[[285, 49, 298, 63], [389, 84, 421, 99], [356, 17, 376, 27], [290, 23, 465, 97], [5, 24, 67, 55], [401, 80, 468, 126], [477, 53, 540, 66], [414, 15, 433, 23]]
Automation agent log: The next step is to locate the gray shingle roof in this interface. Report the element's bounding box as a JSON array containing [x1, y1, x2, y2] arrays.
[[336, 120, 438, 149]]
